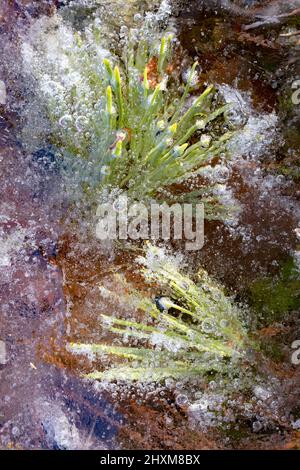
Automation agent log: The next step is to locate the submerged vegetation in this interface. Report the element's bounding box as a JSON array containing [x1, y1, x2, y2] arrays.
[[2, 0, 300, 451], [23, 17, 235, 217], [98, 42, 231, 205], [20, 1, 294, 411], [69, 244, 251, 383], [23, 7, 268, 390]]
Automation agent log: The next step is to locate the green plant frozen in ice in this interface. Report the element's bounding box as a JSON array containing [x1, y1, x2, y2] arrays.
[[23, 18, 235, 217], [98, 37, 232, 208], [69, 245, 250, 383]]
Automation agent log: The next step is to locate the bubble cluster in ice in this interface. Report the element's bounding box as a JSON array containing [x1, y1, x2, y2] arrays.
[[36, 400, 81, 450], [219, 84, 278, 159], [0, 227, 28, 268]]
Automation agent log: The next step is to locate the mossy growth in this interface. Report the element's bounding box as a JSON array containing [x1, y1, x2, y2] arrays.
[[69, 244, 252, 383], [248, 257, 300, 325], [277, 163, 300, 181], [259, 336, 286, 362]]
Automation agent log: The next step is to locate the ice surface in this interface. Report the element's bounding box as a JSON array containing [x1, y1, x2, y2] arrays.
[[1, 0, 299, 451]]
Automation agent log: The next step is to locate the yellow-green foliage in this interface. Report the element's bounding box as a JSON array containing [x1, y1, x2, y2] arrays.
[[99, 39, 231, 204], [69, 245, 249, 383], [27, 19, 234, 216]]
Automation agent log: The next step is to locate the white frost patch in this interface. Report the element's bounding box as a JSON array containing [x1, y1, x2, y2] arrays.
[[21, 14, 111, 151], [98, 285, 113, 299], [150, 332, 186, 353], [188, 392, 228, 429], [36, 400, 81, 450], [253, 384, 272, 401], [0, 227, 27, 267], [138, 243, 184, 275], [292, 419, 300, 430], [144, 0, 172, 26], [229, 113, 278, 158], [219, 84, 278, 159], [213, 183, 239, 212], [67, 343, 96, 362], [292, 249, 300, 273]]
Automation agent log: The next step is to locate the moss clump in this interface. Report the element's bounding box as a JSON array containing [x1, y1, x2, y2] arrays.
[[259, 338, 286, 362], [248, 257, 300, 324]]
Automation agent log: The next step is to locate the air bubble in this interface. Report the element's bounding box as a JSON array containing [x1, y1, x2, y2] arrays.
[[59, 115, 73, 129], [176, 394, 189, 406], [75, 116, 88, 132], [101, 165, 110, 175]]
